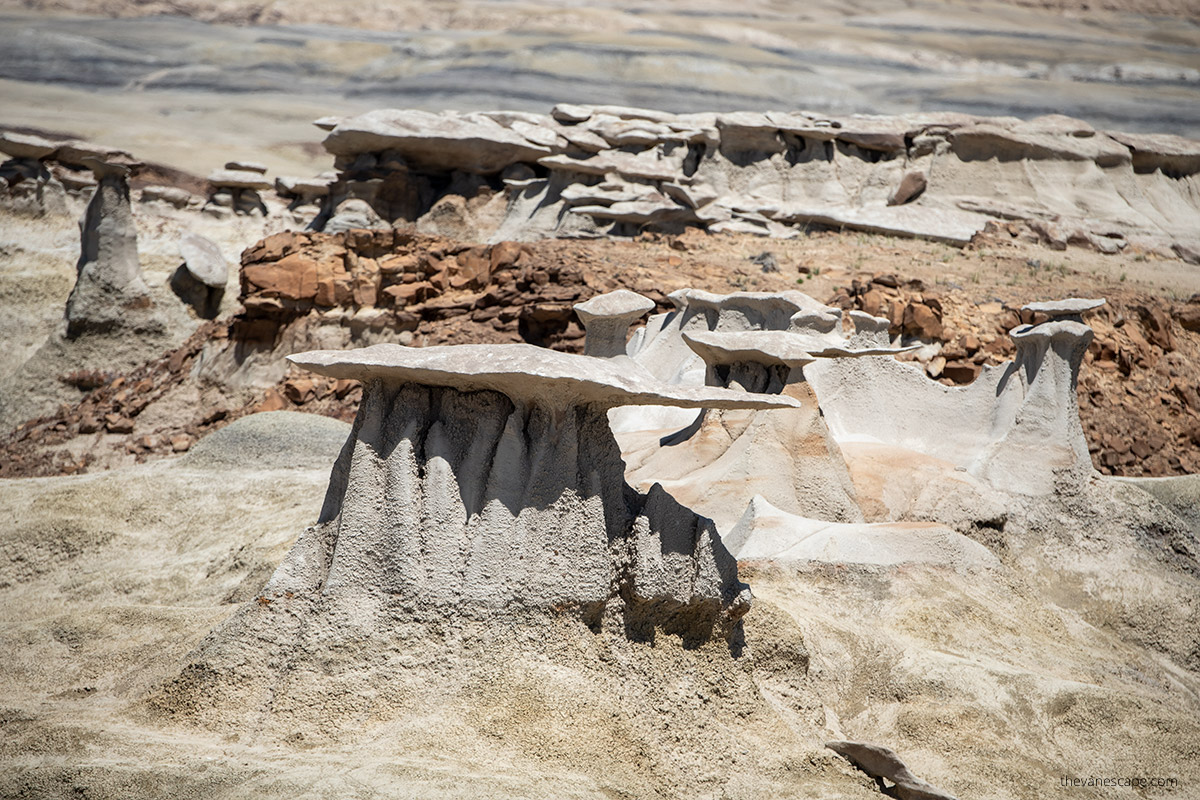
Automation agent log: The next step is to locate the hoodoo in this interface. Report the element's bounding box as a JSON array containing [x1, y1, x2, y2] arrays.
[[623, 311, 915, 531], [191, 342, 801, 661], [64, 157, 163, 337], [573, 289, 655, 358]]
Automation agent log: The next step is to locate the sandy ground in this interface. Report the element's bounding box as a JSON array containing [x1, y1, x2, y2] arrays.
[[0, 412, 1196, 798]]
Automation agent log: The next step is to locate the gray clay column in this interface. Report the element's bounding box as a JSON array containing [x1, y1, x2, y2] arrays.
[[65, 157, 160, 337], [974, 298, 1104, 494]]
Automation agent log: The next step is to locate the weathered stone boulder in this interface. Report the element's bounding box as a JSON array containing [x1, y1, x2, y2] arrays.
[[206, 167, 271, 216], [826, 741, 959, 800], [170, 232, 227, 318]]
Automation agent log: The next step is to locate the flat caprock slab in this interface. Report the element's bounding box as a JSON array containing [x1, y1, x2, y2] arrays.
[[573, 289, 655, 322], [682, 330, 919, 363], [682, 330, 818, 367], [1022, 298, 1106, 317], [289, 343, 802, 410]]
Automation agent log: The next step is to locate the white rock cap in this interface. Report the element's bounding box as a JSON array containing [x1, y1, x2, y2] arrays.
[[1022, 298, 1106, 318], [573, 289, 655, 324], [668, 288, 827, 316], [288, 343, 803, 411], [207, 168, 273, 190], [685, 329, 916, 361], [682, 330, 817, 368]]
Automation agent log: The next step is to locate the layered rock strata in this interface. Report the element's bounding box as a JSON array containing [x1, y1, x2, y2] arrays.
[[312, 106, 1200, 257]]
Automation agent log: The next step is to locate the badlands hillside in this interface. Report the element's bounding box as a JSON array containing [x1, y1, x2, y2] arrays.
[[2, 1, 1200, 799]]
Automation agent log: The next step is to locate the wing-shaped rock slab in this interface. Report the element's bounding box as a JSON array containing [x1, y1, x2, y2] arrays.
[[288, 342, 801, 412]]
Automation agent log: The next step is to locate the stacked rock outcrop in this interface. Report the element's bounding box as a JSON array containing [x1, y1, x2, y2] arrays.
[[0, 131, 151, 216], [274, 172, 334, 210], [0, 129, 209, 216], [618, 291, 915, 531], [205, 160, 271, 217], [311, 106, 1200, 258], [234, 229, 606, 356]]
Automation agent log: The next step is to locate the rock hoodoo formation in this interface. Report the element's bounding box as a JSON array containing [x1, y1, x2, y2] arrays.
[[178, 341, 803, 711], [310, 105, 1200, 258], [622, 311, 915, 532], [973, 299, 1103, 494], [64, 156, 165, 338], [276, 342, 800, 630], [807, 297, 1107, 496], [607, 289, 829, 436], [573, 289, 655, 357], [0, 130, 67, 215], [205, 161, 271, 217]]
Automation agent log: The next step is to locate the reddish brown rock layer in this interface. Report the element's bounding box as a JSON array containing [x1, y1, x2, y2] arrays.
[[235, 229, 626, 350]]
